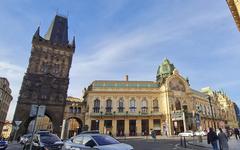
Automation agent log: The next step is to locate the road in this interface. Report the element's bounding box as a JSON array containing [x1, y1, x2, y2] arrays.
[[6, 138, 209, 150]]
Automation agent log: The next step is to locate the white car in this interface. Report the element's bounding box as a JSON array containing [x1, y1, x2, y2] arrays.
[[178, 130, 194, 137], [64, 134, 134, 150], [194, 131, 207, 136]]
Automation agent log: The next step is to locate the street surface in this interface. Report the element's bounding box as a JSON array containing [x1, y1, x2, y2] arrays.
[[6, 137, 208, 150]]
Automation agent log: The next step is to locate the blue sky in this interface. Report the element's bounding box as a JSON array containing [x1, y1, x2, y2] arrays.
[[1, 0, 240, 121]]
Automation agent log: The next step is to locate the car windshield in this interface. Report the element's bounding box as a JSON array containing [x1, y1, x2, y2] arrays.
[[40, 134, 61, 144], [92, 135, 120, 146]]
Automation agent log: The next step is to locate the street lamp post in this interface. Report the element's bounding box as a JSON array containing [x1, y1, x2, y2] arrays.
[[208, 96, 216, 130]]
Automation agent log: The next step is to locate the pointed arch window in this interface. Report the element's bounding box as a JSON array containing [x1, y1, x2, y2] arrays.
[[106, 99, 112, 113], [93, 99, 100, 113], [129, 98, 136, 112], [141, 98, 148, 113], [118, 98, 124, 112], [153, 99, 159, 112]]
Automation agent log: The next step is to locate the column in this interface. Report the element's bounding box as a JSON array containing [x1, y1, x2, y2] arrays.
[[99, 120, 104, 134], [112, 119, 117, 136], [149, 119, 153, 131], [124, 119, 129, 136], [136, 119, 142, 136], [60, 119, 66, 139]]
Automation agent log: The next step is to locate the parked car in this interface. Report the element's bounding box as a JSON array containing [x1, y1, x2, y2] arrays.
[[64, 134, 134, 150], [0, 139, 7, 150], [194, 131, 207, 136], [178, 130, 194, 137], [80, 130, 100, 134], [20, 133, 32, 145], [23, 132, 63, 150]]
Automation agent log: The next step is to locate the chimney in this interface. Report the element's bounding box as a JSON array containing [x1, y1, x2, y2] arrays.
[[125, 75, 129, 81]]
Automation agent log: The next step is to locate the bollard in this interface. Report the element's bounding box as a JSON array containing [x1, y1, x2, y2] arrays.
[[198, 135, 202, 143], [183, 136, 187, 148], [180, 136, 183, 146]]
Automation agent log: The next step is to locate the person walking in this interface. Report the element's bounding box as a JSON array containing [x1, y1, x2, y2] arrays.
[[218, 128, 229, 150], [150, 129, 156, 141], [234, 128, 240, 140], [207, 128, 219, 150]]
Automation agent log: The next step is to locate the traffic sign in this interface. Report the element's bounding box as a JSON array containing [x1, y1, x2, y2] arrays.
[[38, 105, 46, 117], [15, 121, 22, 126], [30, 105, 38, 117], [30, 105, 46, 117]]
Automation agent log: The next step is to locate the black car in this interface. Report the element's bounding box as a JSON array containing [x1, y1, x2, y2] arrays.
[[23, 132, 63, 150]]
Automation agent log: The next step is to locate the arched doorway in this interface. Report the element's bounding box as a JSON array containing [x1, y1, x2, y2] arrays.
[[65, 117, 83, 138], [27, 115, 53, 133]]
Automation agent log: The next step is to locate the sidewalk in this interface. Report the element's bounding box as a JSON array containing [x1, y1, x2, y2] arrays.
[[116, 135, 180, 140], [188, 137, 240, 150]]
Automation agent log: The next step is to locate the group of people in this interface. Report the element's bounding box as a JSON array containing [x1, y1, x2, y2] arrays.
[[207, 127, 240, 150]]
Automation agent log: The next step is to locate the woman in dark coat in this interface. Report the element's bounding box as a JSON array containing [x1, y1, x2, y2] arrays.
[[218, 128, 229, 150]]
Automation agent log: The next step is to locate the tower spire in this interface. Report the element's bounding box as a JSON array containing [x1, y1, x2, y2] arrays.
[[44, 15, 68, 45], [32, 26, 40, 41]]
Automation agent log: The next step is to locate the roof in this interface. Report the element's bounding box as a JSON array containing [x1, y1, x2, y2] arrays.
[[191, 89, 207, 99], [44, 15, 68, 44], [92, 80, 160, 88]]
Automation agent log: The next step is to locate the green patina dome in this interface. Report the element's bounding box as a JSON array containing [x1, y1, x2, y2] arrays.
[[156, 58, 175, 82]]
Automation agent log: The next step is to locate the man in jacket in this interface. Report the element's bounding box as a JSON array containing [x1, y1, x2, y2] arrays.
[[207, 128, 219, 150]]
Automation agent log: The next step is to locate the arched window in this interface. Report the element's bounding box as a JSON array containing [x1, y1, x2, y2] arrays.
[[129, 98, 136, 112], [141, 99, 148, 113], [93, 99, 100, 113], [106, 99, 112, 113], [118, 98, 124, 112], [69, 106, 73, 113], [153, 99, 159, 112], [175, 99, 181, 110]]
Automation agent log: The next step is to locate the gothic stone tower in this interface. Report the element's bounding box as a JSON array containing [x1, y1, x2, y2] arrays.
[[13, 15, 75, 137]]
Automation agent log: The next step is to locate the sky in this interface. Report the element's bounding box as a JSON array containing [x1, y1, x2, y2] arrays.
[[1, 0, 240, 121]]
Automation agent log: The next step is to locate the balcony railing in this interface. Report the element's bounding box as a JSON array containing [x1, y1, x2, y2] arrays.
[[118, 107, 124, 113], [153, 107, 159, 112], [141, 107, 148, 113], [93, 107, 100, 113], [106, 107, 112, 113]]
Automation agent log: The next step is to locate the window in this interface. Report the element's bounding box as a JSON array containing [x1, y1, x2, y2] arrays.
[[153, 99, 159, 112], [69, 107, 73, 113], [118, 98, 124, 112], [73, 136, 83, 144], [82, 136, 92, 145], [93, 99, 100, 113], [129, 98, 136, 112], [141, 99, 148, 113], [106, 99, 112, 113], [175, 99, 181, 110]]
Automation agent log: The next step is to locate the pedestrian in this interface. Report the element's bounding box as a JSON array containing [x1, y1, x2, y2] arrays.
[[109, 131, 112, 137], [207, 127, 219, 150], [150, 129, 156, 140], [218, 128, 229, 150], [234, 128, 240, 140]]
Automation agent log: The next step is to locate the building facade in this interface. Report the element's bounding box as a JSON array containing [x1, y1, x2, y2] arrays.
[[61, 96, 86, 139], [226, 0, 240, 31], [13, 15, 75, 138], [83, 59, 239, 136], [0, 78, 13, 134]]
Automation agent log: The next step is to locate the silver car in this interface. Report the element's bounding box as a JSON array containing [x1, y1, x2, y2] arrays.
[[64, 134, 134, 150]]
